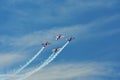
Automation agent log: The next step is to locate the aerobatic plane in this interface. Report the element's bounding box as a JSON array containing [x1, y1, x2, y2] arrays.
[[67, 37, 75, 42], [52, 48, 61, 53], [42, 42, 50, 47], [56, 34, 64, 40]]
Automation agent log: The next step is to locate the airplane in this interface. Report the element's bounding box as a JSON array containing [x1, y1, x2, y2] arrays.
[[52, 48, 61, 53], [67, 37, 75, 42], [42, 42, 51, 47], [56, 34, 64, 40]]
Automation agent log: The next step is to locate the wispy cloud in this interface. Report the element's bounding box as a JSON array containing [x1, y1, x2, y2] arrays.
[[0, 53, 25, 71], [0, 0, 119, 25], [11, 62, 119, 80], [76, 14, 120, 40], [9, 26, 80, 47], [1, 14, 119, 47]]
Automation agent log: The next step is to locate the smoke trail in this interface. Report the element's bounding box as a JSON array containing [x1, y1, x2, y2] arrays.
[[2, 47, 45, 80], [17, 41, 69, 80], [17, 53, 55, 80], [15, 47, 45, 74]]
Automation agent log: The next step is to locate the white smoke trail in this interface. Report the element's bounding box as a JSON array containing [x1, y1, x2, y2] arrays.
[[2, 47, 45, 80], [17, 41, 69, 80], [15, 47, 45, 74]]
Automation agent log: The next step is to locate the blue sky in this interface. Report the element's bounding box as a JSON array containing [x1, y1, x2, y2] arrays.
[[0, 0, 120, 80]]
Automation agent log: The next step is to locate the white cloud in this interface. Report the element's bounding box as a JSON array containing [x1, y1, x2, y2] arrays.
[[9, 26, 80, 47], [86, 14, 120, 27], [1, 0, 119, 24], [0, 53, 25, 71], [0, 14, 119, 48], [58, 0, 118, 15], [10, 62, 119, 80], [76, 14, 120, 40]]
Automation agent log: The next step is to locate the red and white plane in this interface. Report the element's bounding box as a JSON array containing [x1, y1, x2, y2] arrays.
[[67, 37, 75, 42], [56, 34, 64, 40], [52, 48, 61, 53], [42, 42, 51, 47]]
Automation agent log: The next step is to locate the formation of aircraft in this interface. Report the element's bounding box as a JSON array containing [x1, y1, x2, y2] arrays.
[[43, 34, 75, 53]]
